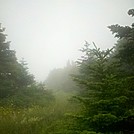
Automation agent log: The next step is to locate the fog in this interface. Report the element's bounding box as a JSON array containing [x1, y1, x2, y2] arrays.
[[0, 0, 133, 81]]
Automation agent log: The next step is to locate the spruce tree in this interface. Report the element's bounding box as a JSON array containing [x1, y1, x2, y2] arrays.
[[72, 9, 134, 133], [0, 24, 34, 98]]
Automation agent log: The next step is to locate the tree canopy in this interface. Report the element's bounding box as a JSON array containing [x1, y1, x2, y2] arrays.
[[0, 24, 54, 108], [71, 9, 134, 133], [0, 24, 34, 98], [45, 61, 79, 92]]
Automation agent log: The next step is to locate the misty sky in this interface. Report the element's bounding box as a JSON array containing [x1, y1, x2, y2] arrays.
[[0, 0, 133, 81]]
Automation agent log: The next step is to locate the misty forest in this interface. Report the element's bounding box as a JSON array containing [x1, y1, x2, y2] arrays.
[[0, 8, 134, 134]]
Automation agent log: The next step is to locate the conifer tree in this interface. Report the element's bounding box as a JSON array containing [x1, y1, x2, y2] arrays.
[[0, 24, 34, 98], [72, 9, 134, 133]]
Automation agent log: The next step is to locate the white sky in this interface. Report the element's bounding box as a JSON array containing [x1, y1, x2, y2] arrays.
[[0, 0, 133, 81]]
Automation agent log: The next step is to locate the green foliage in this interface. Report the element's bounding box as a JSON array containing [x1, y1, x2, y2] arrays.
[[0, 24, 34, 98], [0, 83, 55, 108], [1, 9, 134, 134], [80, 131, 99, 134], [0, 24, 54, 109], [108, 9, 134, 68], [0, 90, 79, 134], [72, 9, 134, 133], [0, 106, 59, 134], [90, 113, 118, 132], [0, 23, 79, 134]]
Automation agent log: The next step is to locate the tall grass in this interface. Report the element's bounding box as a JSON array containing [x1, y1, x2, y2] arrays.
[[0, 90, 79, 134]]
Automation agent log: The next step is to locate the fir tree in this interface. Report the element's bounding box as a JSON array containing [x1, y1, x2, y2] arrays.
[[0, 24, 34, 98], [72, 9, 134, 133]]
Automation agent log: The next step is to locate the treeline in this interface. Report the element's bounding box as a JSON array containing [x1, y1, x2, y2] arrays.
[[0, 9, 134, 134], [45, 60, 79, 92], [0, 24, 54, 108], [0, 23, 58, 134], [45, 9, 134, 133], [69, 9, 134, 133]]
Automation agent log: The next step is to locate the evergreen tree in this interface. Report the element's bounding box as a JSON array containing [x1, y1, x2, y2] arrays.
[[72, 9, 134, 133], [45, 61, 79, 92], [108, 9, 134, 76], [0, 24, 34, 98]]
